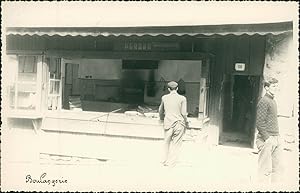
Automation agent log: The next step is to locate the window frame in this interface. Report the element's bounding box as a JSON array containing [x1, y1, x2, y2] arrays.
[[47, 57, 63, 111], [8, 55, 43, 116]]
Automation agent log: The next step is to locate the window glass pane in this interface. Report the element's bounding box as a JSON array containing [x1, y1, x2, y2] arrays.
[[47, 57, 62, 110], [49, 82, 53, 94], [15, 83, 37, 110], [49, 81, 60, 95], [54, 81, 60, 94], [17, 83, 36, 92], [16, 91, 36, 110], [18, 56, 37, 73], [18, 56, 37, 82], [49, 58, 61, 79], [48, 96, 59, 110], [18, 56, 26, 73], [18, 73, 37, 82]]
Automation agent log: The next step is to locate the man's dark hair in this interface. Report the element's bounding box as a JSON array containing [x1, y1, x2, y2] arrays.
[[264, 77, 279, 88]]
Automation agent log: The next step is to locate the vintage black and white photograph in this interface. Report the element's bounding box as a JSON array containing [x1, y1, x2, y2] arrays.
[[1, 2, 299, 192]]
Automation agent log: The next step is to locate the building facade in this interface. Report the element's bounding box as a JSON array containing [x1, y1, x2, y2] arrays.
[[3, 21, 293, 147]]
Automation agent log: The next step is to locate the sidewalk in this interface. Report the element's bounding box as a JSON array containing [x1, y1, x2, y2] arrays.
[[1, 128, 298, 191]]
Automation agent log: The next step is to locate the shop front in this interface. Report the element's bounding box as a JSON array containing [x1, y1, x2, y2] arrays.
[[4, 21, 292, 146]]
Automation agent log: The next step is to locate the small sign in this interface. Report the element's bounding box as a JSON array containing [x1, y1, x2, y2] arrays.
[[124, 42, 152, 51], [235, 63, 246, 71]]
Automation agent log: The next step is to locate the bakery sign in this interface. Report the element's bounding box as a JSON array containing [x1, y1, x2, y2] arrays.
[[115, 41, 180, 51], [124, 42, 152, 51]]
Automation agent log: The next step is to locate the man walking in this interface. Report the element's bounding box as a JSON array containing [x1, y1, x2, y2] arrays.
[[256, 77, 283, 184], [159, 81, 189, 167]]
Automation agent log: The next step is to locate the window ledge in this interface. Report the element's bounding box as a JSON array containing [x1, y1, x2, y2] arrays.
[[6, 110, 43, 119]]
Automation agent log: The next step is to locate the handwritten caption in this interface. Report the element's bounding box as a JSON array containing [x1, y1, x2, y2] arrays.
[[25, 173, 67, 187]]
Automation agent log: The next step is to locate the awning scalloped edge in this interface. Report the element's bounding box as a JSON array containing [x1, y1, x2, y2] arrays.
[[6, 31, 291, 37]]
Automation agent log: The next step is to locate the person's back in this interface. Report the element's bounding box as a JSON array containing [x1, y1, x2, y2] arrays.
[[161, 92, 186, 129], [158, 81, 188, 167]]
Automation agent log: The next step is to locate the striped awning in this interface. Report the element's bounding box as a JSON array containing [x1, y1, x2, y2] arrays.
[[6, 21, 292, 37]]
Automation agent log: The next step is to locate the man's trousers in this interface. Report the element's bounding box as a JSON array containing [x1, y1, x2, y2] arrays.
[[256, 135, 283, 184], [163, 121, 185, 166]]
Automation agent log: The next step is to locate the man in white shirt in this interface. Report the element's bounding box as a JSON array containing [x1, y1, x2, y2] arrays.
[[159, 81, 188, 167]]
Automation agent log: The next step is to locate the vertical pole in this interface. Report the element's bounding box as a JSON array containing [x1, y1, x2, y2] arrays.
[[198, 59, 205, 119], [36, 55, 43, 113], [14, 56, 19, 109], [58, 58, 63, 110], [61, 58, 66, 110]]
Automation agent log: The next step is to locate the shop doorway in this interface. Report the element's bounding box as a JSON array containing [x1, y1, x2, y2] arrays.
[[221, 75, 260, 147]]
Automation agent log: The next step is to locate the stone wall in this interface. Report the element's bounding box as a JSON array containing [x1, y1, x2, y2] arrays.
[[263, 32, 298, 147], [263, 32, 297, 117]]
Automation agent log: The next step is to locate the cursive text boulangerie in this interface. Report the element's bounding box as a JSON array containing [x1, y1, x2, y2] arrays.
[[25, 173, 67, 187]]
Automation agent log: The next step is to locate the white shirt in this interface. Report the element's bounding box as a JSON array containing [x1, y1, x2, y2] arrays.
[[158, 91, 187, 129]]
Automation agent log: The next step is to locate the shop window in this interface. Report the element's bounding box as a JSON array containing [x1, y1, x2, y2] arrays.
[[9, 56, 38, 111], [47, 58, 62, 110]]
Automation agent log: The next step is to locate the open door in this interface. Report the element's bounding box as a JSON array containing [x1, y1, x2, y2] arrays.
[[221, 75, 260, 147]]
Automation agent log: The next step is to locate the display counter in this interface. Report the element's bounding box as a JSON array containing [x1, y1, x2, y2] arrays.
[[43, 110, 209, 140]]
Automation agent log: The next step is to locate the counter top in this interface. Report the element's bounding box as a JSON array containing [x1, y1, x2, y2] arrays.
[[45, 110, 209, 129]]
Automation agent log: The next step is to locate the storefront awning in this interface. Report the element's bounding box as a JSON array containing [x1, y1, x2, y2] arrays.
[[6, 21, 292, 37]]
